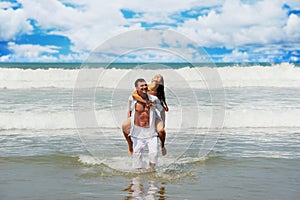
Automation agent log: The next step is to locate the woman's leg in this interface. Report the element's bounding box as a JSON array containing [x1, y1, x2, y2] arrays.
[[156, 119, 167, 156], [122, 118, 133, 154]]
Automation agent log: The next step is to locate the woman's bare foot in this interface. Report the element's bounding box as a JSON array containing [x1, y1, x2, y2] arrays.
[[128, 148, 133, 155], [161, 147, 167, 156]]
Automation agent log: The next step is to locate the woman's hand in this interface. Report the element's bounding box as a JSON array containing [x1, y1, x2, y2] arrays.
[[164, 106, 169, 112], [146, 100, 154, 109]]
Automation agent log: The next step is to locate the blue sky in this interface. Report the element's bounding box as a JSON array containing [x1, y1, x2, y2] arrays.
[[0, 0, 300, 63]]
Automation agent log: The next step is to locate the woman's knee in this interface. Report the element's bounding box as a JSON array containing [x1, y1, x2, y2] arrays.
[[157, 127, 165, 134], [122, 121, 131, 133]]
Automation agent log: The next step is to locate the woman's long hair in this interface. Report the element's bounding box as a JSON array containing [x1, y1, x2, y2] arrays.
[[156, 84, 167, 108]]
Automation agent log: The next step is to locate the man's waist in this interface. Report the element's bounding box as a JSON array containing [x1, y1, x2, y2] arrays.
[[130, 125, 157, 138], [133, 125, 156, 132]]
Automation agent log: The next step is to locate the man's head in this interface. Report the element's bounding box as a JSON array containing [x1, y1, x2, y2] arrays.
[[135, 78, 148, 97]]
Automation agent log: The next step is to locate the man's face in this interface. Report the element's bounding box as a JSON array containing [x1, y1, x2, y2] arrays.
[[136, 81, 148, 96]]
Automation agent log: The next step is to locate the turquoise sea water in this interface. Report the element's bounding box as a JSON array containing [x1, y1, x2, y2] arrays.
[[0, 62, 299, 69], [1, 62, 300, 199]]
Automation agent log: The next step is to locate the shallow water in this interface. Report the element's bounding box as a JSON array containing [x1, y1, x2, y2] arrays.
[[1, 127, 300, 199], [1, 63, 300, 199]]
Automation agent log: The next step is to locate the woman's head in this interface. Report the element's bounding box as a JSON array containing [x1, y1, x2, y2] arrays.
[[151, 74, 167, 108], [152, 74, 164, 86]]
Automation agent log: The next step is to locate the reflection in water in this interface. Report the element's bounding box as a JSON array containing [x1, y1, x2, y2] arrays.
[[123, 176, 166, 200]]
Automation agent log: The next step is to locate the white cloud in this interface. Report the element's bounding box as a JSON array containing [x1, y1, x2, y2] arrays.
[[176, 0, 289, 48], [19, 0, 129, 52], [284, 14, 300, 40], [0, 1, 16, 9], [222, 49, 249, 62], [0, 55, 11, 62], [0, 3, 33, 40], [2, 0, 300, 62], [284, 0, 300, 9], [58, 52, 90, 62], [13, 0, 225, 55], [123, 0, 201, 13], [290, 56, 299, 62], [84, 29, 210, 63], [114, 49, 188, 63], [7, 42, 60, 62]]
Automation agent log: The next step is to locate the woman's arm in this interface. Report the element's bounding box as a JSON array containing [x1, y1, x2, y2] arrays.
[[132, 90, 152, 106]]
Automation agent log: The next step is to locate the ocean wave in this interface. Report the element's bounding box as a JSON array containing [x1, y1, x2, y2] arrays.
[[0, 63, 299, 89], [1, 108, 300, 130], [78, 154, 198, 179]]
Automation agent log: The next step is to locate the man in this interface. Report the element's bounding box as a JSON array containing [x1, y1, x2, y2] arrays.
[[124, 78, 163, 169]]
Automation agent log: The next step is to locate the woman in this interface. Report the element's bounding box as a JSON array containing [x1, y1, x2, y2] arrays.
[[122, 74, 168, 156]]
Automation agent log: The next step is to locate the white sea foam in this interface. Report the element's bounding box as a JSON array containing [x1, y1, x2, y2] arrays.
[[1, 108, 300, 130], [224, 109, 300, 128], [0, 63, 299, 89], [78, 155, 102, 165]]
